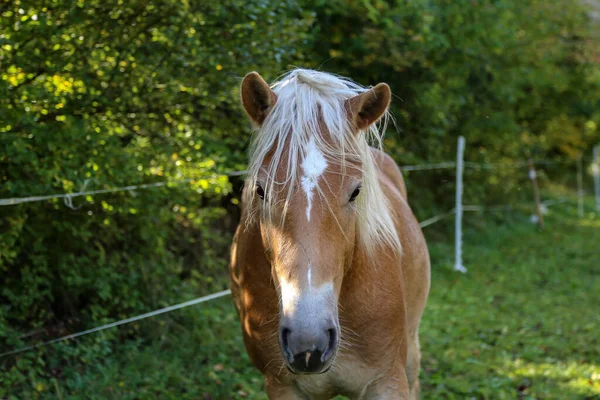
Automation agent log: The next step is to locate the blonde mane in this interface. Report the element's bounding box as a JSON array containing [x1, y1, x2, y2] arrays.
[[243, 69, 401, 255]]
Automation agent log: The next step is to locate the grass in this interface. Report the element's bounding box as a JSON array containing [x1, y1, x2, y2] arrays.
[[8, 195, 600, 399]]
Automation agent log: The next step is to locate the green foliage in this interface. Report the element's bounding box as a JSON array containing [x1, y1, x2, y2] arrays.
[[0, 0, 312, 394], [307, 0, 600, 216]]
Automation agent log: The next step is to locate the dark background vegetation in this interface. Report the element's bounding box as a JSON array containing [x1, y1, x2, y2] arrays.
[[1, 0, 599, 397]]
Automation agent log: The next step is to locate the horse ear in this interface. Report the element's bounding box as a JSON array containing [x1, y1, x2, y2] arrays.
[[240, 71, 277, 126], [346, 83, 391, 131]]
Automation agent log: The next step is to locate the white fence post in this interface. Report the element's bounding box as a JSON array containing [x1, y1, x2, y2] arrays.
[[593, 146, 600, 212], [577, 155, 584, 218], [454, 136, 467, 273], [528, 159, 544, 229]]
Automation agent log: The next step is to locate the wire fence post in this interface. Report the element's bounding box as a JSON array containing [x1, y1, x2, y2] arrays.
[[577, 155, 584, 218], [454, 136, 467, 273], [528, 159, 544, 229], [593, 145, 600, 212]]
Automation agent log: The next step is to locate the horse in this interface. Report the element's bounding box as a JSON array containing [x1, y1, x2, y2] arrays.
[[229, 69, 430, 399]]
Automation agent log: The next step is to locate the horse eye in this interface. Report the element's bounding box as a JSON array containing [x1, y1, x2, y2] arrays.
[[349, 186, 361, 202], [256, 185, 265, 200]]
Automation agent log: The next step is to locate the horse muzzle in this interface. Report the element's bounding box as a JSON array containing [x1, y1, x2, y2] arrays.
[[279, 318, 339, 374]]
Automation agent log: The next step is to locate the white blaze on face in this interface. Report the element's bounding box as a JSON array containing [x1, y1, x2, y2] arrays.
[[280, 276, 300, 314], [280, 272, 334, 315], [301, 138, 328, 222]]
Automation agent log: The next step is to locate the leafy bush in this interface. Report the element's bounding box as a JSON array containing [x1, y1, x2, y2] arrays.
[[0, 0, 312, 394], [307, 0, 600, 216]]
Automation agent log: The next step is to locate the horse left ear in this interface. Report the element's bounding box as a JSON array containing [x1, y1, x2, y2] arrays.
[[346, 83, 391, 131], [240, 71, 277, 126]]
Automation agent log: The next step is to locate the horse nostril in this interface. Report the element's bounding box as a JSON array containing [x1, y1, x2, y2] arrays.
[[322, 328, 338, 363], [280, 327, 293, 361]]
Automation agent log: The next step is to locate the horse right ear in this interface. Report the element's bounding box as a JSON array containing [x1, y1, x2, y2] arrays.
[[240, 72, 277, 126], [346, 83, 391, 132]]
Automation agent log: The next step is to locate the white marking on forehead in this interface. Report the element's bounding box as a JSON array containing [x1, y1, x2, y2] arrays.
[[307, 265, 312, 290], [300, 138, 328, 221]]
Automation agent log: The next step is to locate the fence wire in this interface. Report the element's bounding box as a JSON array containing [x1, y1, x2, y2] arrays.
[[0, 159, 574, 208], [0, 194, 573, 358], [0, 172, 246, 207], [0, 148, 590, 358], [0, 290, 232, 358]]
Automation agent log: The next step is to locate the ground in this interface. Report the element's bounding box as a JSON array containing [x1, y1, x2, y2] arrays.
[[10, 195, 600, 399]]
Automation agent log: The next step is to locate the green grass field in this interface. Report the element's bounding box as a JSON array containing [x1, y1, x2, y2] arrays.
[[10, 196, 600, 399]]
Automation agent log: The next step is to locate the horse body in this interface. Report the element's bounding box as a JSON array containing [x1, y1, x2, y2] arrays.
[[229, 69, 430, 399]]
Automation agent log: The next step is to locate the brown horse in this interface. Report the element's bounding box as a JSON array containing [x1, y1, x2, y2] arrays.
[[229, 69, 430, 399]]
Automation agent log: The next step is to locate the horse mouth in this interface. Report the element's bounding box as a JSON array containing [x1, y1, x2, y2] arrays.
[[284, 355, 335, 375]]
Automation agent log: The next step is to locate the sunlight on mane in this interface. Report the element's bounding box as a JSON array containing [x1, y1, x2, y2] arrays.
[[243, 68, 401, 255]]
